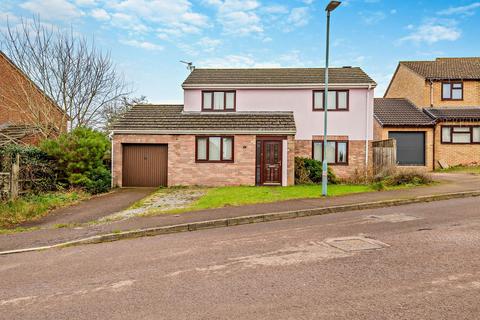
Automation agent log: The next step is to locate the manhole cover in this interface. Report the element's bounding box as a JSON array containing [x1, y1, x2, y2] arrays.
[[324, 236, 389, 252], [367, 213, 419, 223]]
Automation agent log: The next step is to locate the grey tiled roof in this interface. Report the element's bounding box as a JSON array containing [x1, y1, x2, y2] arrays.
[[0, 124, 38, 146], [374, 98, 435, 126], [183, 67, 376, 86], [112, 105, 296, 133], [424, 107, 480, 121], [401, 57, 480, 80]]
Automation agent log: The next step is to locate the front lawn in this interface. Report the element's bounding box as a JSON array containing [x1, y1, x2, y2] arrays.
[[191, 184, 373, 210], [0, 191, 89, 229], [436, 165, 480, 174], [141, 183, 414, 216]]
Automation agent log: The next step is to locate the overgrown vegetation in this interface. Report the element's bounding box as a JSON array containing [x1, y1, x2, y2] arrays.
[[0, 191, 89, 229], [295, 157, 338, 185], [40, 127, 111, 194]]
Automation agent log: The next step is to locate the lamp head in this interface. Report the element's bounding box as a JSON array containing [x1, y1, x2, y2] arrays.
[[326, 1, 341, 12]]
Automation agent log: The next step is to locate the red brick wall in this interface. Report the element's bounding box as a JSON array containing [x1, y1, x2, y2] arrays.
[[0, 53, 67, 134], [294, 138, 371, 179], [112, 134, 296, 187]]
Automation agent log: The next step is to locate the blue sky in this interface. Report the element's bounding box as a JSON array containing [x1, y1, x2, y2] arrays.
[[1, 0, 479, 102]]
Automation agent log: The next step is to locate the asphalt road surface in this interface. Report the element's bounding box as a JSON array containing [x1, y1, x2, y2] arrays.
[[1, 197, 480, 320]]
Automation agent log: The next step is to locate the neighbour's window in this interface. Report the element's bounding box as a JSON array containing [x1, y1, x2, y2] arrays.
[[196, 136, 234, 162], [312, 141, 348, 164], [442, 82, 463, 100], [202, 91, 236, 111], [441, 126, 480, 144], [313, 90, 349, 110]]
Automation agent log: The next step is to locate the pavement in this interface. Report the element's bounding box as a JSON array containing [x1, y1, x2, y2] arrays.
[[1, 196, 479, 319], [1, 172, 479, 252]]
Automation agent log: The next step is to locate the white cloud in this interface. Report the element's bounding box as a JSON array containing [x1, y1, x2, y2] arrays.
[[120, 39, 164, 51], [197, 37, 221, 52], [111, 12, 149, 33], [263, 5, 289, 14], [20, 0, 83, 20], [287, 7, 310, 28], [438, 2, 480, 16], [398, 20, 461, 44], [205, 0, 263, 36], [91, 8, 110, 21], [198, 50, 308, 68], [75, 0, 96, 6], [106, 0, 209, 37], [360, 11, 386, 25]]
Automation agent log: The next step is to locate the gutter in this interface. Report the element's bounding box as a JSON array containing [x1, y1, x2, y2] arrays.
[[182, 83, 377, 89], [365, 84, 372, 171], [111, 129, 297, 135]]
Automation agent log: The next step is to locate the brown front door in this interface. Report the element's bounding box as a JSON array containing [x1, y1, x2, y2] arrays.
[[122, 144, 168, 187], [262, 140, 282, 185]]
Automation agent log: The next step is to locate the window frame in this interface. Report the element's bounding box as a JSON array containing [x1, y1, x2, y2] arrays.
[[311, 140, 349, 165], [201, 91, 236, 111], [441, 81, 463, 101], [312, 90, 349, 111], [195, 136, 235, 163], [441, 125, 480, 144]]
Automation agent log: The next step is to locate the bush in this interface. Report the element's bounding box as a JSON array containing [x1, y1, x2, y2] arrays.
[[40, 127, 111, 194], [384, 169, 432, 186], [294, 157, 338, 185]]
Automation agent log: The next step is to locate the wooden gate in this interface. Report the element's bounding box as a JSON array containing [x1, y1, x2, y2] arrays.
[[372, 139, 397, 175]]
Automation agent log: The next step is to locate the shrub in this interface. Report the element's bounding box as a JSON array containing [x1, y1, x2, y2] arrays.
[[384, 169, 432, 186], [294, 157, 338, 185], [40, 127, 111, 194]]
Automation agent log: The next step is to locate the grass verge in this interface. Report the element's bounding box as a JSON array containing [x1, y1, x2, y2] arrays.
[[436, 165, 480, 174], [0, 191, 90, 230]]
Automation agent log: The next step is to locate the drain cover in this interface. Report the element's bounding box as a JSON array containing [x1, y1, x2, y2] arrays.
[[324, 236, 389, 252], [368, 213, 419, 223]]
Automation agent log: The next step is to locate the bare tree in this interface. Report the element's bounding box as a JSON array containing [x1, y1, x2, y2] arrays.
[[101, 95, 147, 131], [1, 17, 130, 130]]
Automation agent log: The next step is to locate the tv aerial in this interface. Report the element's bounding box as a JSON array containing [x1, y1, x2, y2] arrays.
[[180, 60, 195, 72]]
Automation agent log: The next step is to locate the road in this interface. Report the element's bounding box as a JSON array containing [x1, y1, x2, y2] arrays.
[[1, 196, 480, 319]]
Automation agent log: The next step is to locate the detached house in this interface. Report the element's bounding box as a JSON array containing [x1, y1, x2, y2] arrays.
[[375, 57, 480, 170], [0, 51, 67, 146], [111, 67, 376, 187]]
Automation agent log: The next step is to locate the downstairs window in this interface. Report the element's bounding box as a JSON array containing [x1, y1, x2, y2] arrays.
[[312, 141, 348, 165], [196, 136, 234, 162]]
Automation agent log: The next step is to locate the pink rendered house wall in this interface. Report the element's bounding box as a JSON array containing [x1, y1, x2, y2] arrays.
[[183, 88, 374, 140]]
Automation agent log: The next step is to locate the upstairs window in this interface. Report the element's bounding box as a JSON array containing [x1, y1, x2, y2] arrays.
[[312, 141, 348, 164], [202, 91, 236, 111], [196, 136, 234, 162], [442, 82, 463, 100], [441, 126, 480, 144], [313, 90, 349, 111]]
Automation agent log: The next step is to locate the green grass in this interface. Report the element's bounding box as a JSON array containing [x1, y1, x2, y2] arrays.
[[143, 184, 401, 216], [436, 165, 480, 174], [0, 191, 90, 229]]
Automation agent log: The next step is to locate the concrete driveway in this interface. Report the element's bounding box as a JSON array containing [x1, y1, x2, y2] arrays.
[[23, 188, 155, 228], [1, 196, 479, 319]]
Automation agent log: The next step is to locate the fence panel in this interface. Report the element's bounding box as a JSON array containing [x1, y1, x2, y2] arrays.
[[372, 139, 397, 175]]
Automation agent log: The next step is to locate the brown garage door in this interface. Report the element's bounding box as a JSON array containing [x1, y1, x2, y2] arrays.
[[122, 144, 168, 187]]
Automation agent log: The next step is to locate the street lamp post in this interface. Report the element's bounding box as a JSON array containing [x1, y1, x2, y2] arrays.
[[322, 1, 341, 196]]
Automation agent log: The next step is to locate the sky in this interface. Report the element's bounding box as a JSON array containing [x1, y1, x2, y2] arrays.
[[1, 0, 479, 103]]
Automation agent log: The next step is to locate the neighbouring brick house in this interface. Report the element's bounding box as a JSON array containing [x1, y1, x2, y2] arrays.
[[375, 57, 480, 169], [0, 51, 67, 146], [111, 67, 376, 187]]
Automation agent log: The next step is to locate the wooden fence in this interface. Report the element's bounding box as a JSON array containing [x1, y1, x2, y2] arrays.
[[372, 139, 397, 175], [0, 154, 20, 200]]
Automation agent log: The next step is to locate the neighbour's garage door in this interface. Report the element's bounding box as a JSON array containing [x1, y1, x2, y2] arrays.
[[122, 144, 168, 187], [388, 132, 425, 166]]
